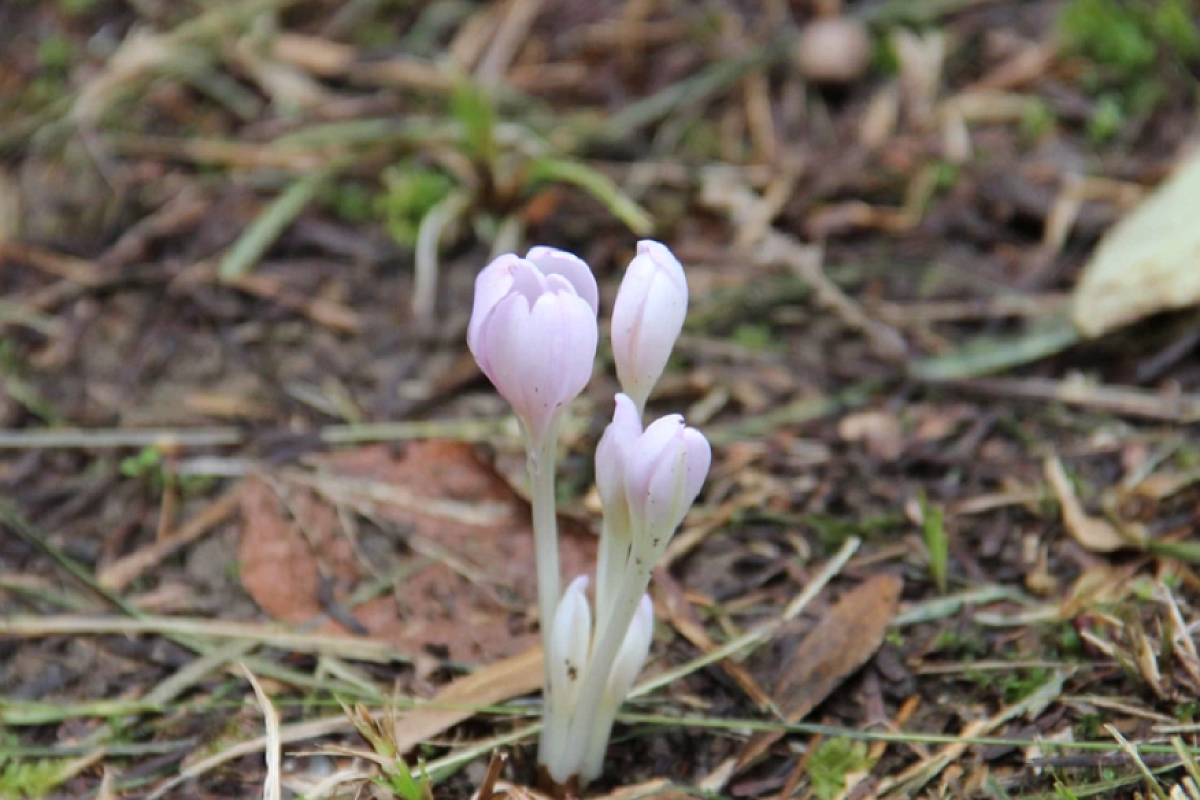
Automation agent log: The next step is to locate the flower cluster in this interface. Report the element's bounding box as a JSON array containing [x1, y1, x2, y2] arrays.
[[468, 241, 710, 788]]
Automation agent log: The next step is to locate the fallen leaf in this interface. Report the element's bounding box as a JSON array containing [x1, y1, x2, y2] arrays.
[[838, 410, 904, 461], [1071, 146, 1200, 337], [238, 477, 356, 624], [736, 573, 903, 770], [1130, 470, 1200, 501], [237, 442, 595, 662], [392, 646, 544, 753], [584, 778, 671, 800], [1044, 456, 1144, 553], [146, 647, 544, 800]]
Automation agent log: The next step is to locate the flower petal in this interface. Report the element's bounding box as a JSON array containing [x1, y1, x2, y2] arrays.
[[526, 246, 599, 315], [557, 293, 599, 402], [468, 254, 519, 358], [550, 575, 592, 705], [606, 592, 653, 701], [611, 241, 688, 409], [481, 292, 533, 421], [595, 394, 642, 516]]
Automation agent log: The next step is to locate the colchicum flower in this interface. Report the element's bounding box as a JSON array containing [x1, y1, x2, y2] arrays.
[[610, 240, 688, 413], [467, 246, 600, 771], [468, 247, 599, 448], [467, 240, 708, 793], [554, 412, 709, 785]]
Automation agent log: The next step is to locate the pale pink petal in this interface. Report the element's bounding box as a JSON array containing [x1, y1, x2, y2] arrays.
[[595, 394, 642, 514], [509, 257, 548, 301], [681, 428, 712, 508], [557, 293, 599, 401], [611, 241, 688, 408], [636, 240, 685, 294], [526, 246, 599, 315], [606, 592, 653, 700], [482, 292, 533, 421], [623, 415, 684, 517], [468, 254, 519, 358]]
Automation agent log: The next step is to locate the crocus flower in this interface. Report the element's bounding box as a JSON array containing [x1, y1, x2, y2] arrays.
[[467, 240, 708, 790], [623, 414, 711, 552], [468, 247, 599, 447], [610, 240, 688, 413]]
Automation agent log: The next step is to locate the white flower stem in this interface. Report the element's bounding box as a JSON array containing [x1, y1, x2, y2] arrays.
[[581, 693, 621, 781], [561, 540, 651, 774], [594, 518, 630, 637], [526, 427, 563, 771], [527, 433, 562, 650], [632, 395, 646, 420]]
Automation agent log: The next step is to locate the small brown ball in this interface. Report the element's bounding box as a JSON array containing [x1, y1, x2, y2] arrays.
[[794, 17, 873, 84]]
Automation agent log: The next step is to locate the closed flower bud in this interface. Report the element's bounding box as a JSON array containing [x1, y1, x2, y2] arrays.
[[623, 415, 711, 552], [610, 240, 688, 412], [467, 248, 599, 446], [549, 576, 592, 707], [605, 593, 653, 702], [594, 393, 642, 536]]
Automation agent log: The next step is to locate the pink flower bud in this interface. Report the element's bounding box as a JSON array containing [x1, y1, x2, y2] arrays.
[[594, 394, 642, 534], [549, 575, 592, 706], [610, 240, 687, 411], [623, 415, 711, 551], [468, 248, 599, 446]]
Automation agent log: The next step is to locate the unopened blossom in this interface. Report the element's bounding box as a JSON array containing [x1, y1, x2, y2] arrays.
[[593, 393, 643, 631], [623, 414, 711, 549], [604, 593, 653, 705], [548, 576, 592, 709], [610, 240, 688, 412], [468, 247, 599, 447]]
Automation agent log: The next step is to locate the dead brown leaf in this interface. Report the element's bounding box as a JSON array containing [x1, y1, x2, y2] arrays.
[[392, 646, 544, 753], [838, 410, 904, 461], [1044, 456, 1145, 554], [735, 573, 903, 771], [147, 647, 544, 800], [236, 442, 596, 662]]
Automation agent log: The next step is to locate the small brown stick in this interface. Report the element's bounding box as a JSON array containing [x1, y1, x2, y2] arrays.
[[242, 664, 282, 800], [965, 38, 1058, 92], [223, 272, 362, 333], [2, 614, 411, 663], [656, 569, 778, 712], [98, 185, 211, 269], [98, 484, 243, 591], [109, 134, 326, 171], [940, 377, 1200, 423], [475, 0, 547, 86], [701, 170, 907, 360], [476, 750, 509, 800], [1028, 753, 1183, 769], [0, 426, 244, 449], [879, 294, 1067, 325], [0, 241, 104, 285]]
